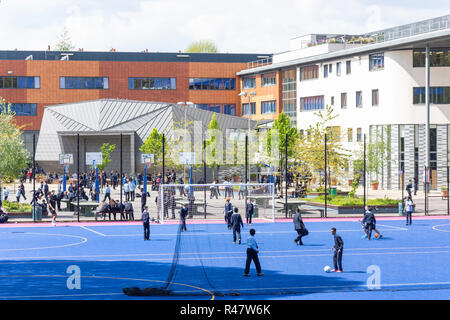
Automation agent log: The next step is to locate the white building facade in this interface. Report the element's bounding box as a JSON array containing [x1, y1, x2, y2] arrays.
[[238, 15, 450, 190]]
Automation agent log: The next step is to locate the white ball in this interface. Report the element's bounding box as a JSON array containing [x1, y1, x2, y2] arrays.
[[323, 265, 331, 273]]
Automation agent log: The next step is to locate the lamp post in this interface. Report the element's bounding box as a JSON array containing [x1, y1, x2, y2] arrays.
[[238, 91, 256, 182], [177, 101, 194, 184]]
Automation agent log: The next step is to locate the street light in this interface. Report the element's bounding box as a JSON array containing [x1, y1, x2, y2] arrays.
[[238, 91, 256, 184], [177, 101, 194, 184]]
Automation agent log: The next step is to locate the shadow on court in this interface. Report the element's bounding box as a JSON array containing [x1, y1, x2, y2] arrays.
[[0, 258, 366, 300]]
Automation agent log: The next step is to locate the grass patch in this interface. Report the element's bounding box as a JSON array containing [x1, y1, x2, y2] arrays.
[[2, 200, 32, 213], [308, 195, 399, 206]]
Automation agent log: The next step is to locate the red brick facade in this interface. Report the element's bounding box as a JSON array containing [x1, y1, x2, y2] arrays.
[[0, 58, 250, 131]]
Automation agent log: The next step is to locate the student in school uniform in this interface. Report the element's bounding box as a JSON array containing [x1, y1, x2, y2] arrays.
[[244, 228, 263, 277], [224, 198, 233, 229], [231, 207, 244, 244], [142, 206, 150, 240], [331, 227, 344, 273]]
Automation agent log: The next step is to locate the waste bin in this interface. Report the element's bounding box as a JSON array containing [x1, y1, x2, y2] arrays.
[[330, 188, 337, 196], [398, 202, 404, 216], [32, 206, 42, 221]]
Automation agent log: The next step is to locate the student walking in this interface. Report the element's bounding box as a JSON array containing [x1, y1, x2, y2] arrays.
[[244, 228, 263, 277], [404, 196, 414, 225], [406, 179, 413, 199], [293, 208, 308, 245], [142, 206, 150, 240], [3, 187, 8, 201], [224, 198, 233, 229], [180, 203, 188, 232], [231, 207, 244, 244], [246, 198, 254, 225], [48, 190, 57, 226], [103, 184, 111, 202], [331, 227, 344, 272]]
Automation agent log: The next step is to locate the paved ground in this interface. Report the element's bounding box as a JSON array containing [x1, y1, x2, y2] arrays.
[[2, 181, 449, 223]]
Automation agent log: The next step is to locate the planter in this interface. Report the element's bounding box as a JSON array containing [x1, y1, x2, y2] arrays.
[[233, 175, 240, 183], [442, 189, 448, 198], [371, 182, 379, 190], [348, 179, 353, 187], [304, 202, 398, 214], [331, 178, 337, 186], [311, 178, 317, 184]]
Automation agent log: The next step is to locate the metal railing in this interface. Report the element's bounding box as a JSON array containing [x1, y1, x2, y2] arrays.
[[246, 57, 273, 70]]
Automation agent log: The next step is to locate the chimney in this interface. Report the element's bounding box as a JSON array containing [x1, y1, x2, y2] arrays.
[[47, 45, 51, 51], [109, 48, 116, 52]]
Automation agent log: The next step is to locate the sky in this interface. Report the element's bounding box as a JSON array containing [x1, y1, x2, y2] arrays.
[[0, 0, 449, 54]]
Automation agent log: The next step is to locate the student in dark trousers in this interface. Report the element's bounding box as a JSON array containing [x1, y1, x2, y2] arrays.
[[406, 179, 413, 199], [231, 207, 244, 244], [103, 184, 111, 202], [244, 228, 263, 277], [224, 198, 233, 229], [331, 227, 344, 272], [180, 203, 188, 232], [140, 187, 147, 213], [404, 196, 414, 225], [293, 208, 308, 245], [142, 206, 150, 240], [246, 198, 254, 225]]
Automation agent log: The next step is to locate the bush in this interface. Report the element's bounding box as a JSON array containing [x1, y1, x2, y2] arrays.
[[309, 195, 399, 206], [2, 200, 32, 212]]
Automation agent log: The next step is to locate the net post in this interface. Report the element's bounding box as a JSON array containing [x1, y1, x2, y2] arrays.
[[272, 182, 275, 223], [161, 184, 165, 224]]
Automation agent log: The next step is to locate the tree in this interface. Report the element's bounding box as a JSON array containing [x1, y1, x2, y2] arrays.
[[205, 113, 222, 179], [186, 40, 219, 53], [293, 105, 350, 186], [140, 128, 164, 165], [97, 143, 116, 171], [267, 111, 298, 167], [54, 27, 75, 51], [0, 100, 30, 199]]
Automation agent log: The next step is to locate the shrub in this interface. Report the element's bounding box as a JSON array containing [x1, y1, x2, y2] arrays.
[[309, 195, 399, 206], [2, 200, 32, 212]]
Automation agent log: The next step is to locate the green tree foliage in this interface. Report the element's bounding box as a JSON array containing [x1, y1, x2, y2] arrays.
[[140, 128, 164, 165], [97, 143, 116, 171], [205, 113, 222, 178], [267, 111, 298, 163], [0, 101, 30, 196], [54, 27, 75, 51], [185, 40, 219, 53], [293, 105, 350, 185]]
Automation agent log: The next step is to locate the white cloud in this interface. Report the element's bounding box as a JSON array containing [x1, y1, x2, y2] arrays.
[[0, 0, 448, 53]]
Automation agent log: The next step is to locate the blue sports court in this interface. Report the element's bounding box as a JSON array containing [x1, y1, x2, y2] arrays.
[[0, 216, 449, 300]]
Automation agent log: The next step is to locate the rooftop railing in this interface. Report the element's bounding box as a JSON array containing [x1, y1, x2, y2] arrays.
[[246, 56, 273, 70]]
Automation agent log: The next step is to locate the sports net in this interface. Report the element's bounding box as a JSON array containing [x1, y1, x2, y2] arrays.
[[123, 183, 277, 297]]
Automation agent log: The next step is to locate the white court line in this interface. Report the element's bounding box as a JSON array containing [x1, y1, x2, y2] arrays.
[[3, 247, 450, 262], [79, 226, 106, 236], [352, 220, 408, 231], [432, 223, 450, 233], [101, 228, 406, 237], [0, 232, 88, 251]]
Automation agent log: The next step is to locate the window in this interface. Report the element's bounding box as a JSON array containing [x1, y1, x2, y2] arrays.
[[189, 78, 235, 90], [331, 96, 334, 106], [413, 87, 450, 104], [300, 95, 324, 111], [413, 48, 450, 67], [194, 104, 236, 115], [0, 103, 37, 116], [329, 64, 332, 73], [369, 53, 384, 70], [336, 62, 341, 76], [242, 77, 256, 89], [130, 77, 176, 90], [0, 76, 39, 89], [242, 102, 256, 115], [324, 64, 329, 78], [300, 65, 319, 81], [60, 77, 109, 89], [372, 89, 379, 106], [282, 69, 297, 127], [341, 92, 347, 109], [346, 60, 351, 74], [329, 126, 341, 142], [347, 128, 353, 142], [356, 91, 363, 107], [357, 128, 362, 142], [261, 73, 276, 87], [261, 100, 276, 114]]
